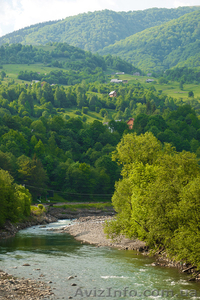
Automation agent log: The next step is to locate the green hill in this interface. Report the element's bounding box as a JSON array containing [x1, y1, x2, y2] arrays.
[[0, 42, 140, 85], [99, 10, 200, 72], [0, 7, 199, 52]]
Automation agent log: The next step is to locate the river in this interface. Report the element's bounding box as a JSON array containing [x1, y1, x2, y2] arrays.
[[0, 219, 200, 300]]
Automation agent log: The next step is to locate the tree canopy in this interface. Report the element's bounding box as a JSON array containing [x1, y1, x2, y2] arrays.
[[105, 132, 200, 269]]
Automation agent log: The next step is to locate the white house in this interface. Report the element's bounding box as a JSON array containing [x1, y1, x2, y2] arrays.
[[110, 79, 123, 83]]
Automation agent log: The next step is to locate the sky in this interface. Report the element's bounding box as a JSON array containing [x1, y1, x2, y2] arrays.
[[0, 0, 200, 37]]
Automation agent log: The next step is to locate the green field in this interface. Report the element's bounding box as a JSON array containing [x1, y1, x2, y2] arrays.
[[115, 74, 200, 101], [2, 63, 62, 84]]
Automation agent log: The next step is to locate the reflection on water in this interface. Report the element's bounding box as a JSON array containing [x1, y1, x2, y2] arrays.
[[0, 220, 200, 300]]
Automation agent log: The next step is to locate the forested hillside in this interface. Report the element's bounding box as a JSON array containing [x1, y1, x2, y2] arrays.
[[99, 10, 200, 72], [0, 7, 199, 52], [0, 42, 139, 84], [0, 77, 200, 204]]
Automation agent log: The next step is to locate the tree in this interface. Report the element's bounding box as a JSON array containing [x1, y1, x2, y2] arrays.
[[1, 129, 29, 156], [54, 86, 67, 107], [34, 139, 45, 158], [133, 114, 149, 135], [105, 132, 200, 269], [179, 81, 184, 90], [17, 155, 48, 200], [0, 169, 31, 226], [30, 120, 46, 134], [188, 91, 194, 97], [1, 70, 6, 80]]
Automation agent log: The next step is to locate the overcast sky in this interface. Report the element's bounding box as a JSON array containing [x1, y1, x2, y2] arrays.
[[0, 0, 199, 37]]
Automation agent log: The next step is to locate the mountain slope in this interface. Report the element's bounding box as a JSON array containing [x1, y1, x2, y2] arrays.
[[0, 7, 199, 52], [99, 10, 200, 72], [0, 42, 140, 86]]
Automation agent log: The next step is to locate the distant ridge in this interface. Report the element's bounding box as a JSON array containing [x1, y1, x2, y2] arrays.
[[99, 10, 200, 72], [0, 6, 199, 52]]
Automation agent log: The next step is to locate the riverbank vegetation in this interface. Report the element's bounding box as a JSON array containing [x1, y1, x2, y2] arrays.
[[0, 169, 31, 227], [104, 132, 200, 270], [31, 204, 46, 216]]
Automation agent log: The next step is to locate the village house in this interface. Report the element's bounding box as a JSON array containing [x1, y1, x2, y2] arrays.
[[146, 79, 154, 83], [110, 79, 123, 83], [133, 72, 140, 76], [127, 118, 134, 129], [109, 90, 117, 97]]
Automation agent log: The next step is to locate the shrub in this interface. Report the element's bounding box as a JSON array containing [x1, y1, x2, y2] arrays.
[[38, 204, 44, 210]]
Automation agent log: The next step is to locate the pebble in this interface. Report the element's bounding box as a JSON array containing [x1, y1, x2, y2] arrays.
[[0, 270, 54, 300]]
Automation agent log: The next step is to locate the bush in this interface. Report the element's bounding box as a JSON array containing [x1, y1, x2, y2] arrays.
[[38, 204, 44, 210], [75, 110, 82, 115], [82, 107, 89, 114], [95, 107, 100, 113]]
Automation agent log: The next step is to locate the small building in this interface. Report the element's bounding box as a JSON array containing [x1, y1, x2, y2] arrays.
[[147, 73, 152, 76], [110, 79, 123, 83], [146, 79, 154, 83], [115, 72, 125, 75], [133, 72, 140, 76], [123, 80, 128, 83], [109, 90, 117, 97], [127, 118, 135, 130]]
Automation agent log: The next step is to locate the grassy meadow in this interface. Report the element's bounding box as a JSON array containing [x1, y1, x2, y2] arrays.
[[2, 63, 62, 84], [115, 74, 200, 101]]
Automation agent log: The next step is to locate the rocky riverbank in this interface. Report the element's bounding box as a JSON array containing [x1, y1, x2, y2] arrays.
[[0, 270, 54, 300], [0, 203, 115, 240], [53, 215, 147, 251], [0, 205, 116, 300], [0, 214, 58, 240]]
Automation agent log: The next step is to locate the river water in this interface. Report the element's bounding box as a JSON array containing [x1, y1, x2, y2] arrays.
[[0, 219, 200, 300]]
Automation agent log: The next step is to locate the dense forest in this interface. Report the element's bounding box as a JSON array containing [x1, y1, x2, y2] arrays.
[[0, 78, 200, 207], [162, 67, 200, 84], [99, 10, 200, 72], [0, 7, 199, 52]]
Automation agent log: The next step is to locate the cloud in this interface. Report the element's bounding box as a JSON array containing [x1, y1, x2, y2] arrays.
[[173, 0, 191, 7], [0, 1, 22, 36]]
